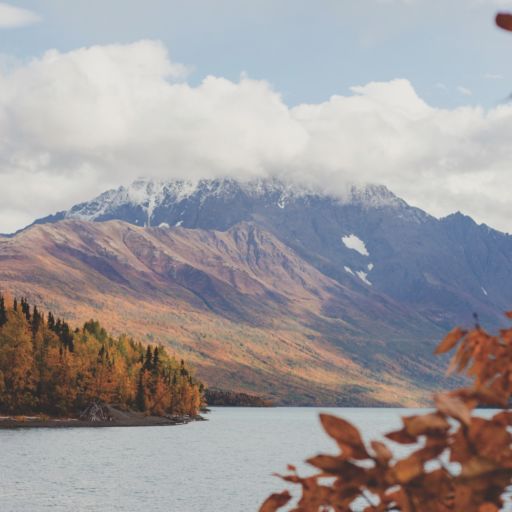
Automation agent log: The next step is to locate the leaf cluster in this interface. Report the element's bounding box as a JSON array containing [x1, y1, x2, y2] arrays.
[[261, 313, 512, 512]]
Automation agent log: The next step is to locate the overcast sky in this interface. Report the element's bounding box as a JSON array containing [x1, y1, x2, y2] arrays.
[[1, 0, 512, 233]]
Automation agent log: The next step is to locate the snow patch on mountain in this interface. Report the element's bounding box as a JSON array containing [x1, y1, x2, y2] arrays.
[[356, 271, 372, 286], [342, 234, 369, 256]]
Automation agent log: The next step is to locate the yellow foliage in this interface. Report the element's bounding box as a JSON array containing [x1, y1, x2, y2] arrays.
[[0, 296, 204, 417]]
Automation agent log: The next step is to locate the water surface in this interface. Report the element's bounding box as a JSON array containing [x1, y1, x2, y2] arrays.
[[0, 407, 430, 512]]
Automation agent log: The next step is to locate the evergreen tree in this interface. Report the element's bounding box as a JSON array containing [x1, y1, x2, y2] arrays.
[[0, 295, 7, 327], [58, 321, 74, 352], [13, 298, 17, 312], [31, 306, 42, 336], [153, 347, 160, 372], [144, 346, 153, 371], [47, 312, 55, 331], [97, 346, 105, 364], [21, 298, 30, 322], [135, 372, 146, 411]]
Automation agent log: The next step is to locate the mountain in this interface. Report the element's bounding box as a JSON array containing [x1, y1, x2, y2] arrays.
[[32, 177, 512, 328], [1, 177, 511, 405]]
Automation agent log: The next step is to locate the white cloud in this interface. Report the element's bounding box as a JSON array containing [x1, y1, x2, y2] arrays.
[[1, 40, 512, 234], [0, 2, 39, 28], [457, 86, 472, 96], [484, 73, 503, 80]]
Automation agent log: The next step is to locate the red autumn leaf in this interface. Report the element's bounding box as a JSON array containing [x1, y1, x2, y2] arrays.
[[480, 503, 500, 512], [478, 503, 500, 512], [259, 491, 291, 512], [496, 13, 512, 32], [307, 455, 366, 480], [319, 414, 369, 459], [435, 327, 466, 354], [386, 428, 417, 445], [393, 453, 424, 484], [371, 440, 393, 465], [403, 412, 450, 437], [435, 392, 472, 426], [460, 456, 499, 478]]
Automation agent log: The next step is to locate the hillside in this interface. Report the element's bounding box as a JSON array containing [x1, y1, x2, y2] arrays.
[[0, 219, 443, 406], [2, 177, 511, 405]]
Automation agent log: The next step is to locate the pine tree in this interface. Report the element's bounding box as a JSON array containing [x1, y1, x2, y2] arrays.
[[0, 295, 7, 327], [152, 347, 160, 372], [21, 298, 31, 322], [144, 346, 153, 371], [97, 346, 105, 364], [31, 306, 42, 336], [135, 372, 146, 411], [47, 312, 55, 331]]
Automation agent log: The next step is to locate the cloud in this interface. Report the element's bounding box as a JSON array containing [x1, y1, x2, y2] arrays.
[[484, 73, 503, 80], [457, 86, 472, 97], [1, 40, 512, 234], [0, 2, 40, 28]]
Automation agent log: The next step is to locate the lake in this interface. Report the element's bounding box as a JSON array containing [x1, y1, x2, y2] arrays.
[[0, 407, 448, 511]]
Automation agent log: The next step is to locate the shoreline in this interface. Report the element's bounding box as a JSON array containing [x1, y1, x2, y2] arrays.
[[0, 413, 207, 430]]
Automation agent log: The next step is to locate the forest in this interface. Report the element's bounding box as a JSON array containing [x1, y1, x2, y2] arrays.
[[205, 388, 272, 407], [0, 294, 203, 418]]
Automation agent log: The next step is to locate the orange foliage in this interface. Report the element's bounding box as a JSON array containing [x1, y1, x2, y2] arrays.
[[0, 295, 204, 417], [261, 312, 512, 512]]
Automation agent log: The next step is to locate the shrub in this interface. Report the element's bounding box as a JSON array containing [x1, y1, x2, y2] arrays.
[[261, 312, 512, 512]]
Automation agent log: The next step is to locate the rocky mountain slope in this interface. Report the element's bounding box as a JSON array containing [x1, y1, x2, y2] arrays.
[[2, 177, 511, 404], [33, 177, 512, 329]]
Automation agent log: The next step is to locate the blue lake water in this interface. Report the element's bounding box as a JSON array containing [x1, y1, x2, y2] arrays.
[[0, 407, 458, 511]]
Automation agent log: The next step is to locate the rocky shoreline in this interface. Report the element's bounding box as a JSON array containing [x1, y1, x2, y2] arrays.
[[0, 404, 207, 429]]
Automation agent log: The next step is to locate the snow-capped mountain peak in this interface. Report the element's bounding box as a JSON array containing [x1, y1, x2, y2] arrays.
[[63, 176, 411, 228]]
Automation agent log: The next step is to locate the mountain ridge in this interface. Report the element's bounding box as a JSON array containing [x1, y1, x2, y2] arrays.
[[23, 178, 419, 231]]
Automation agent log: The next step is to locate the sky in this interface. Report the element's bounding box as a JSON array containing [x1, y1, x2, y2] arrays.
[[1, 0, 512, 233]]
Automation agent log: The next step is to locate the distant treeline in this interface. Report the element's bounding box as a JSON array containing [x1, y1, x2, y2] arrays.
[[0, 294, 203, 417], [205, 388, 272, 407]]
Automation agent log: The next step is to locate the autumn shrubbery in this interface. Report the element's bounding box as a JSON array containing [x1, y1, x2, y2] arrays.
[[262, 312, 512, 512]]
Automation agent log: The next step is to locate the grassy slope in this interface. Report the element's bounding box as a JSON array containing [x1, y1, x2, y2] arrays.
[[0, 220, 447, 405]]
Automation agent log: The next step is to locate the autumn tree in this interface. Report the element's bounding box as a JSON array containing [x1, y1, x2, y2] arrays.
[[0, 297, 204, 418], [0, 307, 37, 413]]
